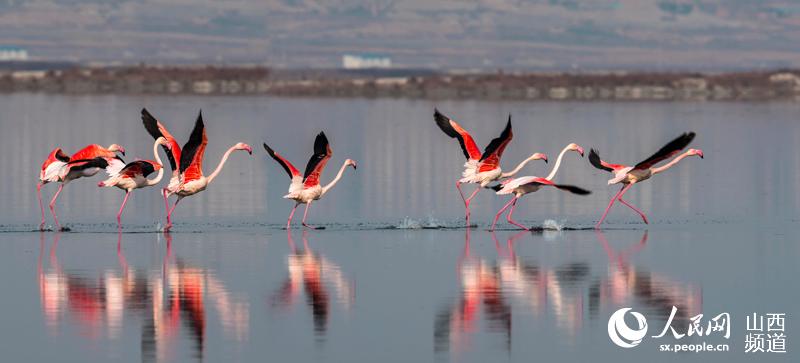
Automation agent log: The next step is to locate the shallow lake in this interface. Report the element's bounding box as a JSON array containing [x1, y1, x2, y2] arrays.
[[0, 95, 797, 362]]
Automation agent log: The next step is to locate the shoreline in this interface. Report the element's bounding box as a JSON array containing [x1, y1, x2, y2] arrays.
[[4, 65, 800, 101]]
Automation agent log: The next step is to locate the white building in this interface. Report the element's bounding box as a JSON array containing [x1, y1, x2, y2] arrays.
[[0, 46, 29, 61], [342, 54, 391, 69]]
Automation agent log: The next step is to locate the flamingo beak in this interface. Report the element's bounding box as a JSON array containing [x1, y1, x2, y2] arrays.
[[577, 146, 585, 157], [244, 145, 253, 155], [697, 150, 704, 159], [119, 147, 126, 156], [542, 154, 548, 163], [352, 161, 358, 170]]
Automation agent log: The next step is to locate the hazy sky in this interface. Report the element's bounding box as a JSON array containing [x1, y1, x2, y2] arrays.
[[1, 0, 800, 70]]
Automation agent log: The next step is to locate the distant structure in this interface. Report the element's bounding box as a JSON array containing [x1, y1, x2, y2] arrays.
[[342, 54, 391, 69], [0, 46, 29, 61]]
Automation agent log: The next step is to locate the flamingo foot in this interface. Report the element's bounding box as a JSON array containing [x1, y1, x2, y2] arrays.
[[39, 222, 46, 231], [163, 224, 172, 232], [302, 223, 325, 230]]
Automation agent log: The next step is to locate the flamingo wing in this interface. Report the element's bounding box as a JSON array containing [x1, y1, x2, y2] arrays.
[[478, 115, 512, 172], [179, 111, 208, 182], [263, 143, 300, 179], [521, 177, 592, 195], [589, 149, 625, 172], [142, 108, 181, 172], [65, 157, 109, 172], [633, 132, 695, 170], [434, 109, 481, 160], [119, 160, 159, 178], [42, 148, 70, 169], [71, 144, 124, 163], [302, 132, 333, 188]]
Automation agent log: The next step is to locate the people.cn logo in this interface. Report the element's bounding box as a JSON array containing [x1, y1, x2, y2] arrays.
[[608, 308, 649, 348]]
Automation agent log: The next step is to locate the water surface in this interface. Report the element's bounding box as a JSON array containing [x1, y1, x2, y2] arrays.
[[0, 95, 798, 362]]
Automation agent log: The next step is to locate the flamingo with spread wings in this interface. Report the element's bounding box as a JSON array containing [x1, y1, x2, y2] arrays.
[[37, 143, 126, 230], [98, 137, 169, 227], [589, 132, 703, 228], [489, 143, 589, 231], [264, 132, 357, 229], [434, 109, 547, 225], [143, 110, 252, 231]]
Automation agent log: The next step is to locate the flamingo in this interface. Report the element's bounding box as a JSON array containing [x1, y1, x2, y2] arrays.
[[490, 143, 589, 231], [37, 143, 126, 230], [434, 109, 548, 225], [98, 137, 169, 227], [589, 132, 702, 228], [141, 108, 183, 224], [152, 111, 252, 231], [263, 132, 357, 229]]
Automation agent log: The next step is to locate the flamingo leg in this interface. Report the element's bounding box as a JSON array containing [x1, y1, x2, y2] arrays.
[[617, 186, 648, 224], [37, 183, 46, 230], [490, 197, 517, 231], [464, 187, 480, 226], [162, 189, 171, 225], [286, 203, 299, 229], [595, 185, 625, 229], [116, 191, 131, 227], [164, 197, 181, 232], [48, 184, 64, 231], [506, 197, 530, 231], [301, 201, 317, 229]]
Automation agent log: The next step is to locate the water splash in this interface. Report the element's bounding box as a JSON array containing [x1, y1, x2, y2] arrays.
[[541, 219, 565, 231]]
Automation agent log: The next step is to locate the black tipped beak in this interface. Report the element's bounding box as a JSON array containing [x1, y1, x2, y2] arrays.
[[699, 155, 703, 159], [121, 151, 126, 156], [544, 158, 548, 163]]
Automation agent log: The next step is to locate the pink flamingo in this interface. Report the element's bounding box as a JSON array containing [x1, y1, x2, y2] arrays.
[[155, 111, 252, 231], [490, 143, 588, 231], [434, 109, 547, 225], [37, 144, 126, 230], [98, 137, 169, 227], [141, 108, 183, 225], [589, 132, 703, 228], [263, 132, 357, 229]]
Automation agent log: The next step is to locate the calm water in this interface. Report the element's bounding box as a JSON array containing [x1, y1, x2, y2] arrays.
[[0, 94, 798, 362]]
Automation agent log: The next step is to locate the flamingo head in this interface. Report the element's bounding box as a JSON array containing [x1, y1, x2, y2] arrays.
[[108, 144, 126, 156], [235, 143, 253, 155], [688, 148, 704, 159], [346, 159, 358, 170], [568, 143, 585, 157], [155, 137, 170, 148], [531, 152, 548, 163]]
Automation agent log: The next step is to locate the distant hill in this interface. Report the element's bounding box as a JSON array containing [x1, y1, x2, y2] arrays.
[[1, 0, 800, 70]]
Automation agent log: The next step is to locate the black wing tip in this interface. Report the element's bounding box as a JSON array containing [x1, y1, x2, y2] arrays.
[[196, 110, 204, 125], [558, 184, 592, 195], [489, 183, 503, 192], [433, 110, 459, 137], [588, 148, 611, 172]]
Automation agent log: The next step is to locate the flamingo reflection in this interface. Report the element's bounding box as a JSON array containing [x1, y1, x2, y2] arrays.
[[271, 230, 354, 339], [37, 231, 249, 362], [435, 229, 703, 355]]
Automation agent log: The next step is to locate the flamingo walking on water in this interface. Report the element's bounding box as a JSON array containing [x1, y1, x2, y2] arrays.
[[263, 132, 357, 229], [434, 109, 548, 225], [490, 143, 589, 231], [98, 137, 170, 227], [37, 144, 126, 230], [589, 132, 703, 228], [142, 110, 252, 231]]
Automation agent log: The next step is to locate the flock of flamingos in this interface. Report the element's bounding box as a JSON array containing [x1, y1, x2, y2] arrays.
[[36, 108, 703, 232]]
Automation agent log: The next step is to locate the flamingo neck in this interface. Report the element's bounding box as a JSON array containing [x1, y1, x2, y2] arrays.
[[651, 151, 692, 175], [207, 146, 238, 184], [146, 140, 165, 186], [322, 161, 351, 196], [501, 155, 537, 178], [546, 145, 570, 180]]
